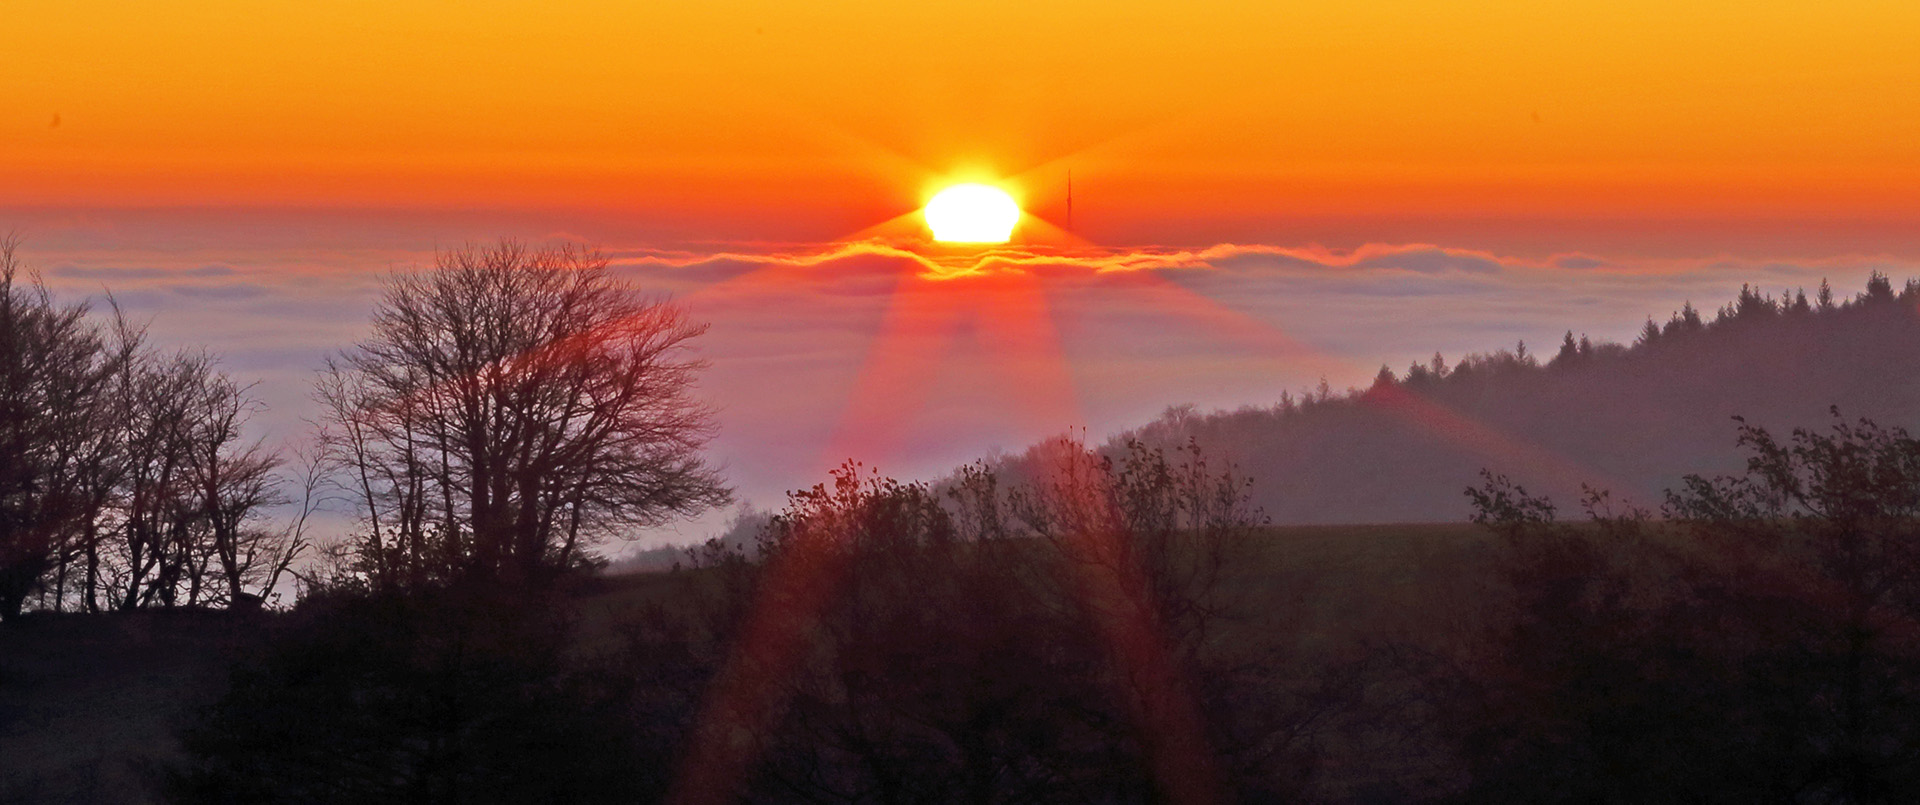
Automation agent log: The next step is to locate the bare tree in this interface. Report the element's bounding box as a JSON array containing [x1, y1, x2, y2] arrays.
[[0, 234, 299, 618], [0, 235, 137, 620], [185, 371, 309, 609], [88, 348, 299, 610], [113, 350, 213, 608], [319, 240, 729, 590]]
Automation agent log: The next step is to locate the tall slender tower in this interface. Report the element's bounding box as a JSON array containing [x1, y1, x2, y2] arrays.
[[1067, 169, 1074, 234]]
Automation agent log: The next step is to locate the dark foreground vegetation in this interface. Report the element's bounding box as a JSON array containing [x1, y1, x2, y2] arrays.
[[8, 237, 1920, 802], [10, 414, 1920, 802]]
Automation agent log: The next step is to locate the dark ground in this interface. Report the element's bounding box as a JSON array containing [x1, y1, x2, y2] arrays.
[[0, 523, 1488, 804]]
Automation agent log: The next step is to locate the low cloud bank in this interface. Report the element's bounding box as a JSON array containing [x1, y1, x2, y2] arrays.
[[22, 233, 1918, 545]]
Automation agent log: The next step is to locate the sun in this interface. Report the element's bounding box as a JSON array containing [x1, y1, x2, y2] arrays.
[[924, 184, 1021, 243]]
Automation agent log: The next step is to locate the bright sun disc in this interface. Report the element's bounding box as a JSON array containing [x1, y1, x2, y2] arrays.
[[924, 184, 1021, 243]]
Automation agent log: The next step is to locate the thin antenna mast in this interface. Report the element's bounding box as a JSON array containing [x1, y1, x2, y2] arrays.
[[1067, 169, 1074, 234]]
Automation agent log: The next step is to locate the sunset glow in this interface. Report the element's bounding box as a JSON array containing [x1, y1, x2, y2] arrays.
[[6, 0, 1919, 253]]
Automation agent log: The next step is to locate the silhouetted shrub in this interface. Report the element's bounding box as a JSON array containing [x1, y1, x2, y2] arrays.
[[672, 439, 1320, 803], [1444, 414, 1920, 801]]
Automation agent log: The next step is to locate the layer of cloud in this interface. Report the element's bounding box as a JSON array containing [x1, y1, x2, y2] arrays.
[[16, 231, 1918, 549]]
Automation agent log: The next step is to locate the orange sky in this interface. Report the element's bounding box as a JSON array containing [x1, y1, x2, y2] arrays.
[[7, 0, 1920, 247]]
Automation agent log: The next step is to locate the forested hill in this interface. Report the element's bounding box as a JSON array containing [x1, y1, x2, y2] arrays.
[[1110, 273, 1920, 524]]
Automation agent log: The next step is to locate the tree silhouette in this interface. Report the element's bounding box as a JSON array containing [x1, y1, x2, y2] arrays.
[[317, 241, 729, 591], [0, 235, 310, 618], [0, 235, 125, 619]]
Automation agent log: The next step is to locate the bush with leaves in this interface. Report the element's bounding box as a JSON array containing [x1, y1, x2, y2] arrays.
[[1448, 412, 1920, 801], [675, 438, 1318, 804], [672, 463, 1121, 803], [1665, 411, 1920, 801]]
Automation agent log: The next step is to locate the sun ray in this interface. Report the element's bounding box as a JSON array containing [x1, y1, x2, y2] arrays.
[[969, 270, 1083, 434], [667, 510, 857, 805], [822, 273, 966, 468], [1100, 267, 1357, 378], [1021, 436, 1226, 804], [1011, 213, 1102, 249], [1079, 263, 1638, 497], [1360, 382, 1642, 500], [833, 208, 937, 245]]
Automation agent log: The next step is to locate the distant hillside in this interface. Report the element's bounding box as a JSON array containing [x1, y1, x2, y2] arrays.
[[1098, 273, 1920, 524]]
